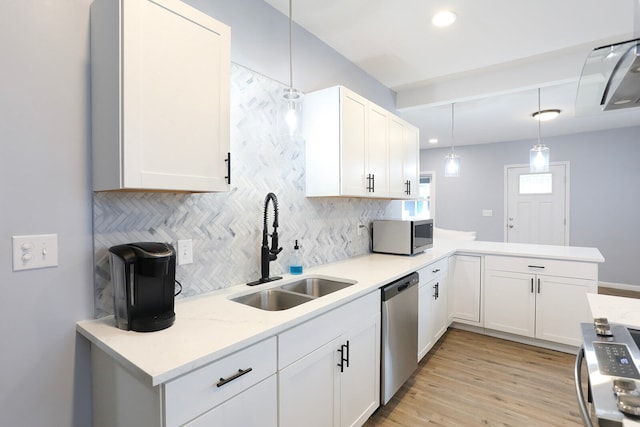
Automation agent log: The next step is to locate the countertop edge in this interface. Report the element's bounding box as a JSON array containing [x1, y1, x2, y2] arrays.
[[77, 241, 604, 386]]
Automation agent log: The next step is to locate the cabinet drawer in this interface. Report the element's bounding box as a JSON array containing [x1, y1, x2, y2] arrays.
[[485, 255, 597, 280], [164, 337, 277, 427], [278, 290, 380, 369], [419, 258, 448, 284]]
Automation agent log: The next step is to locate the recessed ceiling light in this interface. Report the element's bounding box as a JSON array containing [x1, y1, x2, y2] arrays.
[[432, 10, 457, 27], [613, 99, 632, 105], [429, 138, 438, 144], [531, 109, 561, 121]]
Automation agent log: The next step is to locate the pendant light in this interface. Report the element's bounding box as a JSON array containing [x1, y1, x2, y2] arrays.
[[529, 88, 550, 173], [444, 103, 460, 177], [278, 0, 303, 141]]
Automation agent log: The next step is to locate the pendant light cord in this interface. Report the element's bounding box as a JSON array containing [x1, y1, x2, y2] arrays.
[[451, 102, 455, 154], [537, 88, 541, 145], [289, 0, 293, 89]]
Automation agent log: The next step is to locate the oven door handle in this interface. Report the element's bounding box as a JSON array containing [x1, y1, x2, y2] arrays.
[[575, 346, 594, 427]]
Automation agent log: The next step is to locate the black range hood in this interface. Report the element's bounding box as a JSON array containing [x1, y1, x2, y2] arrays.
[[576, 38, 640, 114]]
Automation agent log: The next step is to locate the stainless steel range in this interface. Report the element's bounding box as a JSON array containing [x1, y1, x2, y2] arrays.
[[576, 319, 640, 426]]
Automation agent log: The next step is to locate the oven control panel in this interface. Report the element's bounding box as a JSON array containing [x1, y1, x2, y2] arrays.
[[594, 342, 640, 379]]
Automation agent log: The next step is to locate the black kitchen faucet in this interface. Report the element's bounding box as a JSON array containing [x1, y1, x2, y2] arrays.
[[247, 192, 283, 286]]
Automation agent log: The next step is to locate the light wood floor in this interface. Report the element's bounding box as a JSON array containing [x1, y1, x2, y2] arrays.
[[364, 329, 583, 426]]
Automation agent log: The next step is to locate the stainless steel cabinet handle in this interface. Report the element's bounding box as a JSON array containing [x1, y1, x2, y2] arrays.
[[216, 367, 252, 387]]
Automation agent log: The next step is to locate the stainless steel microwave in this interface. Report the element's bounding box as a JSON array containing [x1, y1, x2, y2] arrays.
[[372, 219, 433, 255]]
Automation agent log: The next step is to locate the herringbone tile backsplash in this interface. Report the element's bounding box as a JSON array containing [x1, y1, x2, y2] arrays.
[[93, 64, 390, 318]]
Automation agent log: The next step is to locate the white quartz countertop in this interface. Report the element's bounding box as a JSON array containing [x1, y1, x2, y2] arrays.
[[77, 239, 604, 387], [588, 293, 640, 328]]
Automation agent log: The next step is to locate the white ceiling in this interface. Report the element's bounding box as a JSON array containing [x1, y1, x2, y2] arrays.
[[264, 0, 640, 148]]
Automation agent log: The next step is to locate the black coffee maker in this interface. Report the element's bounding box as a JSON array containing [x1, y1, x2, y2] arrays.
[[109, 242, 176, 332]]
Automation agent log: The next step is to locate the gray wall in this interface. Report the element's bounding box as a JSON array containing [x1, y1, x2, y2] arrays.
[[420, 125, 640, 286], [0, 0, 395, 425], [0, 1, 94, 426]]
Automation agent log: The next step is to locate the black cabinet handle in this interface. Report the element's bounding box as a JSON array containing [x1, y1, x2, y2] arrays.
[[433, 282, 439, 300], [528, 265, 545, 269], [537, 278, 541, 294], [366, 174, 374, 192], [216, 367, 252, 387], [371, 174, 375, 193], [432, 268, 440, 273], [337, 341, 349, 372], [224, 152, 231, 184], [531, 278, 534, 293]]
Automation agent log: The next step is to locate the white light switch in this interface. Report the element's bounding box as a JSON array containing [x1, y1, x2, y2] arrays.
[[482, 210, 493, 217], [177, 239, 193, 265], [12, 234, 58, 271]]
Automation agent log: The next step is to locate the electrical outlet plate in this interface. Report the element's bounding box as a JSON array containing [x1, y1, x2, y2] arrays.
[[177, 239, 194, 265], [12, 234, 59, 271]]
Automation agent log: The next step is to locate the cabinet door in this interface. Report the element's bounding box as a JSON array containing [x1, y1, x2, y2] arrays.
[[185, 376, 277, 427], [367, 104, 389, 197], [402, 124, 420, 197], [484, 271, 535, 337], [120, 0, 230, 192], [448, 255, 482, 325], [431, 274, 448, 343], [279, 337, 341, 427], [340, 313, 381, 427], [388, 115, 419, 199], [535, 276, 597, 346], [340, 89, 368, 196], [388, 116, 407, 198], [418, 280, 435, 360]]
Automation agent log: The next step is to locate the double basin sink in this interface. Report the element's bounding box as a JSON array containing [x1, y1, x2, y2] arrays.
[[231, 277, 356, 311]]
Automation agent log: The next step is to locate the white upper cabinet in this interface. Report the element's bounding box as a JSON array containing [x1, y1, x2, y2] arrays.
[[304, 86, 418, 199], [91, 0, 231, 192], [388, 114, 420, 198]]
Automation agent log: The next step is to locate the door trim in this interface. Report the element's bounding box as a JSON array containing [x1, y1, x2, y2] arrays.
[[503, 161, 570, 245]]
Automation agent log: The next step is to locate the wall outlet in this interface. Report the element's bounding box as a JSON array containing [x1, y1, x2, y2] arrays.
[[177, 239, 194, 265], [12, 234, 58, 271], [482, 210, 493, 217]]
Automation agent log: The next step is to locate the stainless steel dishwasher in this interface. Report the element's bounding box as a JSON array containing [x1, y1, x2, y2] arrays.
[[381, 272, 419, 405]]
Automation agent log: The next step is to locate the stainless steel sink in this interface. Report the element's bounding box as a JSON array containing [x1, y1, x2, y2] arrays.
[[280, 277, 354, 297], [230, 277, 356, 311], [231, 289, 313, 311]]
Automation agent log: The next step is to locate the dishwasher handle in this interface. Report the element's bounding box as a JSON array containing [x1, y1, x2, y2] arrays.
[[381, 272, 419, 301]]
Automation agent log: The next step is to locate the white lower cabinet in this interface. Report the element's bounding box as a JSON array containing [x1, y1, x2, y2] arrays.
[[185, 375, 277, 427], [447, 254, 482, 326], [484, 256, 598, 346], [90, 336, 277, 427], [418, 259, 449, 360], [278, 291, 381, 427]]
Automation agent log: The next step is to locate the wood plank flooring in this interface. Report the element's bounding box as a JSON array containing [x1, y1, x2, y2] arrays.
[[364, 329, 583, 426]]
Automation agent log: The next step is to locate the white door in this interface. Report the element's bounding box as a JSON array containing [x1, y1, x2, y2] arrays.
[[506, 163, 568, 245]]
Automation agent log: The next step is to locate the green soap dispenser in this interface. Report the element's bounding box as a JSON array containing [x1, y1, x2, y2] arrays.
[[290, 240, 303, 275]]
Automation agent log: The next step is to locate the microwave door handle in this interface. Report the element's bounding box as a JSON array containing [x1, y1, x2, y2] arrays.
[[574, 346, 594, 427]]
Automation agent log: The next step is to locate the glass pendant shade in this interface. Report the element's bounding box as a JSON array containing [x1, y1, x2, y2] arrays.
[[278, 0, 303, 141], [278, 87, 303, 140], [529, 144, 550, 173], [444, 152, 460, 177], [529, 88, 551, 173], [444, 103, 460, 177]]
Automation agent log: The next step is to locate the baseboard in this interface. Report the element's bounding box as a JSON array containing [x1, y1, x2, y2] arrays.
[[599, 281, 640, 291]]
